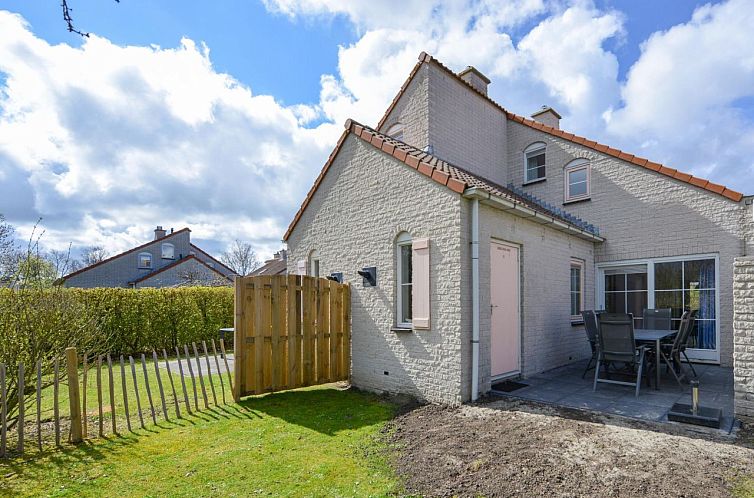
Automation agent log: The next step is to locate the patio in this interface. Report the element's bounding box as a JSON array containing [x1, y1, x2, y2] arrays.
[[492, 360, 736, 433]]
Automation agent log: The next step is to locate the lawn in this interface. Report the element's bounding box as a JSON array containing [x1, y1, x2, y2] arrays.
[[0, 386, 400, 497]]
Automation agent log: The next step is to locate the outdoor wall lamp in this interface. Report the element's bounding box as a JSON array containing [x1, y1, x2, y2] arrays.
[[357, 267, 377, 287], [327, 272, 343, 283]]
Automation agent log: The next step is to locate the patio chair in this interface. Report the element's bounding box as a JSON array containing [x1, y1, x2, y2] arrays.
[[661, 309, 699, 380], [581, 310, 602, 379], [594, 313, 648, 398], [643, 308, 672, 330]]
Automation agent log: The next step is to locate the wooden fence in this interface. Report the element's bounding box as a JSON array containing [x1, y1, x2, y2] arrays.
[[233, 275, 351, 399], [0, 339, 233, 458]]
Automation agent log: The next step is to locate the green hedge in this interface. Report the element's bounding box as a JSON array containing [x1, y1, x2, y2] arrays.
[[0, 287, 234, 356]]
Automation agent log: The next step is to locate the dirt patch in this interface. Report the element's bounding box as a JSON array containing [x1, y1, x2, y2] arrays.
[[388, 397, 754, 497]]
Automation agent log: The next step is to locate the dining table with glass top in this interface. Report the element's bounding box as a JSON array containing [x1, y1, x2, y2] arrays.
[[634, 328, 676, 390]]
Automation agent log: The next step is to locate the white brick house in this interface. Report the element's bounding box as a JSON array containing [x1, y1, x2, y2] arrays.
[[284, 52, 754, 404]]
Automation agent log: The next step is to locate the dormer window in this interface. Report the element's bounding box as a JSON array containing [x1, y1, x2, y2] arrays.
[[161, 243, 175, 259], [387, 123, 404, 142], [138, 252, 152, 269], [524, 142, 546, 184]]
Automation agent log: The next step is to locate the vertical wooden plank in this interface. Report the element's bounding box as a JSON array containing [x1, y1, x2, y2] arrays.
[[162, 349, 180, 418], [320, 279, 331, 382], [175, 347, 191, 415], [245, 278, 257, 396], [53, 357, 60, 445], [210, 340, 226, 404], [279, 278, 289, 390], [253, 277, 265, 394], [305, 276, 318, 385], [343, 283, 352, 381], [17, 363, 24, 454], [263, 276, 273, 392], [219, 339, 233, 394], [184, 345, 198, 411], [286, 275, 299, 389], [0, 364, 6, 458], [201, 342, 218, 406], [316, 279, 326, 383], [96, 356, 103, 437], [36, 360, 42, 451], [81, 354, 88, 439], [67, 348, 82, 443], [120, 356, 132, 431], [232, 275, 244, 401], [192, 343, 209, 409], [330, 284, 343, 380], [129, 356, 145, 429], [140, 354, 156, 425], [107, 354, 117, 435], [270, 277, 282, 392], [152, 351, 168, 421]]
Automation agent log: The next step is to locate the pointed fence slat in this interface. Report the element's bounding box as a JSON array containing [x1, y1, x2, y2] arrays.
[[0, 364, 6, 458], [96, 356, 103, 437], [210, 340, 226, 404], [152, 351, 168, 421], [53, 358, 60, 446], [175, 347, 191, 415], [202, 342, 218, 406], [129, 356, 145, 429], [163, 349, 180, 418], [82, 353, 88, 439], [140, 354, 156, 425], [36, 360, 42, 451], [184, 345, 198, 411], [17, 363, 24, 453], [120, 356, 131, 431], [220, 339, 233, 394], [107, 355, 117, 435], [192, 343, 209, 409]]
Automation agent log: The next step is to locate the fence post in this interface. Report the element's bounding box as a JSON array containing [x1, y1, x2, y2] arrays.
[[66, 347, 83, 444], [233, 275, 244, 401]]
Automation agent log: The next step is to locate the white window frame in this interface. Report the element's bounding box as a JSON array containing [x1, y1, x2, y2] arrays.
[[523, 142, 546, 184], [396, 232, 412, 328], [387, 123, 404, 142], [138, 252, 152, 269], [596, 253, 721, 363], [309, 250, 320, 277], [161, 242, 175, 260], [570, 259, 584, 322], [564, 159, 591, 203]]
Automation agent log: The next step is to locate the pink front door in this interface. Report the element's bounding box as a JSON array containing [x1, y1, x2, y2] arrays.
[[490, 241, 520, 378]]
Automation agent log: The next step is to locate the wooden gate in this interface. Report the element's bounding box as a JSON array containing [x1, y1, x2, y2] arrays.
[[232, 275, 351, 400]]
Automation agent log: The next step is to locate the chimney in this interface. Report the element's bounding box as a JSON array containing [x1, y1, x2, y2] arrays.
[[530, 106, 562, 129], [154, 225, 166, 240], [458, 66, 490, 95], [275, 249, 288, 261]]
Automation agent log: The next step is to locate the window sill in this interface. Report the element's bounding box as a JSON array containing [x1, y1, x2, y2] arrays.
[[523, 178, 546, 186], [391, 326, 413, 333], [571, 319, 584, 326], [563, 196, 591, 205]]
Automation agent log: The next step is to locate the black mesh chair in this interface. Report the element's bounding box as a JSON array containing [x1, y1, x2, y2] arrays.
[[581, 310, 601, 379], [594, 313, 648, 398], [661, 309, 698, 381], [643, 308, 672, 330]]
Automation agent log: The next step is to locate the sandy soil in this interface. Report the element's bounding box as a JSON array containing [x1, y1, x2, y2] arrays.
[[387, 397, 754, 497]]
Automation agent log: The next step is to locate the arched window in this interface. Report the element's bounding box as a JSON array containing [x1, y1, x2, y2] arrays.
[[309, 250, 320, 277], [387, 123, 404, 142], [523, 142, 546, 183], [161, 242, 175, 259], [396, 232, 412, 327], [564, 158, 591, 202], [138, 252, 152, 269]]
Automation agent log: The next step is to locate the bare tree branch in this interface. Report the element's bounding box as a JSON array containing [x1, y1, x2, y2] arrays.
[[61, 0, 120, 38], [220, 240, 261, 276]]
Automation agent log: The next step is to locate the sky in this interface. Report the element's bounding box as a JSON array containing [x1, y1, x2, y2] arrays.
[[0, 0, 752, 262]]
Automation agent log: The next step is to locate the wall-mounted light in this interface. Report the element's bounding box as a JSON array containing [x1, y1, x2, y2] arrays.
[[357, 267, 377, 287], [327, 272, 343, 283]]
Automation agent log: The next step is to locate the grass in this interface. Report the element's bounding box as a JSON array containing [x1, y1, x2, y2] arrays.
[[0, 385, 400, 497]]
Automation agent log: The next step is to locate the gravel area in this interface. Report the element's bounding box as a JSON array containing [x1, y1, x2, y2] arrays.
[[388, 397, 754, 497]]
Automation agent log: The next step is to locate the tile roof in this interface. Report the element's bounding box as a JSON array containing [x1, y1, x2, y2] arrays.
[[61, 228, 192, 281], [189, 243, 237, 276], [250, 258, 287, 276], [283, 119, 602, 241], [129, 254, 232, 285], [377, 52, 744, 203]]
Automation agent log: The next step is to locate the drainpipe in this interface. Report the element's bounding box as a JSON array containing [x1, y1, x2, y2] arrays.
[[471, 198, 480, 402]]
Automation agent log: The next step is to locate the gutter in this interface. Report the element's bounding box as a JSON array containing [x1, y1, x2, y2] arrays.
[[471, 198, 480, 402]]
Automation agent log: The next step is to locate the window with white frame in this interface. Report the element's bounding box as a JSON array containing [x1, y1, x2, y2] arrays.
[[309, 250, 320, 277], [524, 142, 546, 183], [564, 159, 590, 202], [396, 232, 412, 327], [138, 252, 152, 269], [161, 242, 175, 259], [387, 123, 404, 142], [570, 259, 584, 321]]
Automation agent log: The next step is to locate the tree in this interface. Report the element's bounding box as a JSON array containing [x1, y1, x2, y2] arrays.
[[220, 240, 261, 276], [46, 247, 81, 277], [0, 214, 16, 282], [80, 245, 109, 267]]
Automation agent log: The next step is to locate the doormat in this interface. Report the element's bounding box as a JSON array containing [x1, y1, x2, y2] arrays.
[[491, 380, 528, 393]]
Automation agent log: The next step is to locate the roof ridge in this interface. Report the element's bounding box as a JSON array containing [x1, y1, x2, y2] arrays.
[[62, 227, 191, 281], [189, 243, 236, 275], [130, 254, 231, 285], [378, 51, 743, 202]]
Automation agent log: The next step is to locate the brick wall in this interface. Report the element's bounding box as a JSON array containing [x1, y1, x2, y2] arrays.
[[734, 257, 754, 420], [378, 64, 429, 151]]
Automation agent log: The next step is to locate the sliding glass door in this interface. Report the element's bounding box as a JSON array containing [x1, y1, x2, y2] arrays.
[[597, 254, 719, 362]]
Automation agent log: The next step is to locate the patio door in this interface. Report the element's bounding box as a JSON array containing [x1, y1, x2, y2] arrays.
[[490, 241, 520, 378]]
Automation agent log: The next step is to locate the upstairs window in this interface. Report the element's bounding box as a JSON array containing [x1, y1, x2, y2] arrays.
[[564, 159, 591, 203], [138, 252, 152, 269], [524, 143, 546, 183], [387, 123, 404, 142], [161, 242, 175, 259]]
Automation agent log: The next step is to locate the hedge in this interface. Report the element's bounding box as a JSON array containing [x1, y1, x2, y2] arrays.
[[0, 287, 234, 356]]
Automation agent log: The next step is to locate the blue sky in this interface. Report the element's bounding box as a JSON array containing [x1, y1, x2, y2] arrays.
[[0, 0, 752, 259]]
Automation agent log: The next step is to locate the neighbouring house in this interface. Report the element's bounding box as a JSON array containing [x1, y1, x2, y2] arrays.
[[284, 52, 754, 405], [62, 226, 237, 288], [249, 249, 288, 277]]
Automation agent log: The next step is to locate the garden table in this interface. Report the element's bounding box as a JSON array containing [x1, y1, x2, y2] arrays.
[[635, 328, 676, 390]]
